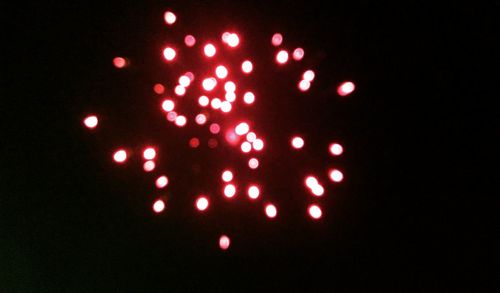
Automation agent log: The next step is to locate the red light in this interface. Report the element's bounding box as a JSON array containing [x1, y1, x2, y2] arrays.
[[156, 176, 168, 188], [163, 47, 176, 61], [291, 136, 305, 149], [198, 95, 209, 107], [215, 65, 228, 79], [235, 122, 250, 136], [164, 11, 176, 25], [240, 141, 252, 153], [329, 169, 344, 182], [337, 81, 355, 96], [175, 115, 187, 127], [203, 43, 216, 57], [209, 123, 220, 134], [247, 185, 260, 199], [113, 149, 127, 163], [308, 205, 322, 219], [166, 111, 177, 122], [246, 132, 256, 142], [305, 176, 318, 188], [153, 199, 165, 213], [224, 184, 236, 198], [161, 99, 175, 112], [248, 158, 259, 169], [222, 170, 233, 182], [208, 138, 218, 148], [189, 137, 200, 148], [153, 83, 165, 94], [202, 77, 217, 91], [219, 235, 230, 250], [195, 114, 207, 125], [143, 147, 156, 160], [252, 139, 264, 151], [113, 57, 127, 69], [298, 80, 311, 91], [174, 85, 186, 96], [224, 129, 239, 145], [143, 160, 155, 172], [243, 92, 255, 104], [271, 33, 283, 46], [276, 50, 289, 64], [265, 204, 277, 218], [224, 81, 236, 92], [184, 35, 196, 47], [241, 60, 253, 73], [329, 143, 343, 156], [179, 75, 191, 87], [303, 70, 315, 82], [293, 48, 305, 61], [210, 98, 222, 109], [224, 92, 236, 102], [227, 33, 240, 47], [220, 101, 232, 113], [196, 196, 209, 211], [83, 115, 98, 129]]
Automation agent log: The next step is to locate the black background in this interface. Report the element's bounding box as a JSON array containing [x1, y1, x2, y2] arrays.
[[2, 0, 496, 291]]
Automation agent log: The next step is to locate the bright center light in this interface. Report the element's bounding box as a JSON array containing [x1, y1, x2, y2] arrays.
[[311, 184, 325, 196], [293, 48, 305, 61], [271, 33, 283, 46], [215, 65, 228, 79], [248, 158, 259, 169], [204, 43, 216, 57], [163, 47, 176, 61], [222, 170, 233, 182], [329, 143, 344, 156], [252, 139, 264, 151], [305, 176, 318, 188], [196, 196, 209, 211], [175, 115, 187, 127], [224, 81, 236, 92], [202, 78, 217, 91], [153, 199, 165, 213], [174, 85, 186, 96], [276, 50, 289, 64], [338, 81, 355, 96], [161, 99, 175, 112], [143, 160, 155, 172], [219, 235, 230, 250], [303, 70, 315, 82], [329, 169, 344, 182], [83, 115, 98, 129], [227, 33, 240, 47], [265, 204, 277, 218], [248, 185, 260, 199], [143, 147, 156, 160], [308, 204, 322, 219], [224, 184, 236, 198], [164, 11, 176, 25], [220, 101, 232, 113], [198, 95, 209, 107], [195, 113, 207, 125], [291, 136, 305, 149], [179, 75, 191, 87], [235, 122, 250, 135], [298, 80, 311, 91], [241, 141, 252, 153], [241, 60, 253, 73], [113, 149, 127, 163], [156, 176, 168, 188]]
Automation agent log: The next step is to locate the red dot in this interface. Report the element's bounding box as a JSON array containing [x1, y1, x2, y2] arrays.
[[189, 137, 200, 148], [113, 57, 127, 69], [153, 83, 165, 94], [83, 115, 98, 129], [209, 123, 220, 134]]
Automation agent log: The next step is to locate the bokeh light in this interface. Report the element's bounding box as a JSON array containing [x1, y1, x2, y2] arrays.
[[198, 95, 209, 107], [162, 99, 175, 112], [337, 81, 355, 96], [113, 57, 127, 69], [293, 48, 305, 61], [156, 175, 168, 188], [265, 204, 277, 218], [189, 137, 200, 148], [184, 35, 196, 47], [308, 204, 322, 219], [235, 122, 250, 135], [224, 81, 236, 92], [243, 92, 255, 104], [175, 115, 187, 127], [241, 60, 253, 73], [215, 65, 228, 79], [153, 199, 165, 213], [252, 139, 264, 151], [83, 115, 98, 129], [219, 235, 230, 250], [163, 47, 176, 61], [164, 11, 176, 25], [195, 113, 207, 125], [174, 85, 186, 96], [247, 185, 260, 199], [204, 43, 216, 57], [196, 196, 209, 211], [153, 83, 165, 94], [143, 160, 155, 172], [241, 141, 252, 153], [209, 123, 220, 134], [224, 184, 236, 198], [227, 33, 240, 47], [113, 149, 127, 163], [276, 50, 289, 64], [328, 169, 344, 182], [291, 136, 305, 149], [248, 158, 259, 169], [298, 80, 311, 91], [303, 70, 315, 82], [222, 170, 233, 182], [202, 78, 217, 91], [329, 143, 344, 156], [143, 147, 156, 160], [271, 33, 283, 46]]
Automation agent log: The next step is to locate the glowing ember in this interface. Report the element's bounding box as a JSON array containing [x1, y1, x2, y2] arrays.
[[113, 149, 127, 163], [156, 176, 168, 188], [329, 169, 344, 182], [219, 235, 230, 250], [153, 199, 165, 213], [243, 92, 255, 104], [276, 50, 289, 64], [247, 185, 260, 199], [235, 122, 250, 136], [308, 204, 322, 219], [184, 35, 196, 47], [329, 143, 344, 156], [163, 47, 176, 61], [265, 204, 277, 218], [215, 65, 228, 79], [161, 99, 175, 112], [222, 170, 233, 182], [241, 60, 253, 73], [293, 48, 305, 61], [175, 115, 187, 127], [248, 158, 259, 169], [271, 33, 283, 46], [143, 160, 155, 172], [227, 33, 240, 47], [291, 136, 304, 149], [143, 147, 156, 160], [203, 43, 216, 57], [196, 196, 209, 211], [202, 77, 217, 91], [338, 81, 355, 96], [83, 115, 98, 129], [223, 184, 236, 198], [113, 57, 127, 68], [164, 11, 176, 25]]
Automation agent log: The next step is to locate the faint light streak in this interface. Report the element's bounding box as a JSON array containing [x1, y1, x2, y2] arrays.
[[113, 149, 127, 163], [337, 81, 355, 96], [83, 115, 98, 129], [156, 175, 168, 188], [153, 199, 165, 213]]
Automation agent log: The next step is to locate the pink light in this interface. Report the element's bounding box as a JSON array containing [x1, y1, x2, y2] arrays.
[[222, 170, 233, 182], [164, 11, 176, 25], [308, 205, 322, 219], [175, 115, 187, 127], [153, 83, 165, 94], [210, 98, 222, 109], [153, 199, 165, 213], [189, 137, 200, 148], [215, 65, 228, 79], [224, 92, 236, 102], [161, 99, 175, 112], [220, 101, 232, 113], [305, 176, 318, 189], [252, 139, 264, 151], [208, 138, 218, 148], [265, 204, 277, 218], [113, 149, 127, 163], [298, 80, 311, 91], [247, 185, 260, 199], [221, 32, 231, 43], [184, 35, 196, 47], [166, 111, 177, 122], [248, 158, 259, 169], [203, 43, 216, 57], [179, 75, 191, 87], [198, 95, 209, 107], [185, 71, 195, 82], [241, 141, 252, 153], [276, 50, 289, 64], [219, 235, 230, 250], [113, 57, 127, 69], [174, 85, 186, 96], [143, 147, 156, 160], [329, 169, 344, 182], [225, 129, 239, 145], [337, 81, 355, 96], [311, 184, 325, 196], [241, 60, 253, 73], [195, 113, 207, 125], [163, 47, 176, 61], [143, 161, 155, 172], [227, 33, 240, 47], [235, 122, 250, 136], [271, 33, 283, 46], [202, 77, 217, 91], [329, 143, 344, 156], [291, 136, 305, 149], [209, 123, 220, 134], [196, 196, 209, 211], [224, 81, 236, 92], [246, 132, 256, 142], [303, 70, 315, 82], [156, 176, 168, 188], [223, 184, 236, 198], [293, 48, 305, 61], [243, 92, 255, 104], [83, 115, 98, 129]]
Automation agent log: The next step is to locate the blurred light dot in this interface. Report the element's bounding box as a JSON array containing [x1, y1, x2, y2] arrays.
[[305, 176, 318, 188], [246, 132, 257, 142], [248, 158, 259, 169], [202, 78, 217, 91], [153, 83, 165, 94], [248, 185, 260, 199], [143, 161, 155, 172], [163, 47, 176, 61], [293, 48, 305, 61], [311, 184, 325, 196], [195, 114, 207, 125], [241, 141, 252, 153], [208, 138, 218, 148], [166, 111, 177, 121], [303, 70, 315, 82], [291, 136, 305, 149], [298, 80, 311, 91], [252, 139, 264, 151], [113, 57, 127, 69], [83, 115, 98, 129], [189, 137, 200, 148], [241, 60, 253, 73], [235, 122, 250, 136], [222, 170, 233, 182], [162, 99, 175, 112], [156, 176, 168, 188], [220, 101, 232, 113], [329, 169, 344, 182], [329, 143, 344, 156], [196, 196, 209, 211], [219, 235, 230, 250], [204, 43, 216, 57], [184, 35, 196, 47], [221, 32, 231, 43], [276, 50, 289, 64], [209, 123, 220, 134], [113, 149, 127, 163], [175, 115, 187, 127], [227, 33, 240, 47], [185, 71, 195, 82], [211, 98, 222, 109], [153, 199, 165, 213], [179, 75, 191, 87], [224, 184, 236, 198], [338, 81, 355, 96], [308, 205, 322, 219], [224, 129, 239, 145], [143, 147, 156, 160], [243, 92, 255, 104], [164, 11, 176, 25], [174, 85, 186, 96], [271, 33, 283, 46], [224, 81, 236, 92], [225, 92, 236, 102], [198, 95, 209, 107], [265, 204, 277, 218], [215, 65, 228, 79]]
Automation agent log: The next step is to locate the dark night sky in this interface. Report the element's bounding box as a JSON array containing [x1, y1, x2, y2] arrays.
[[1, 0, 496, 291]]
